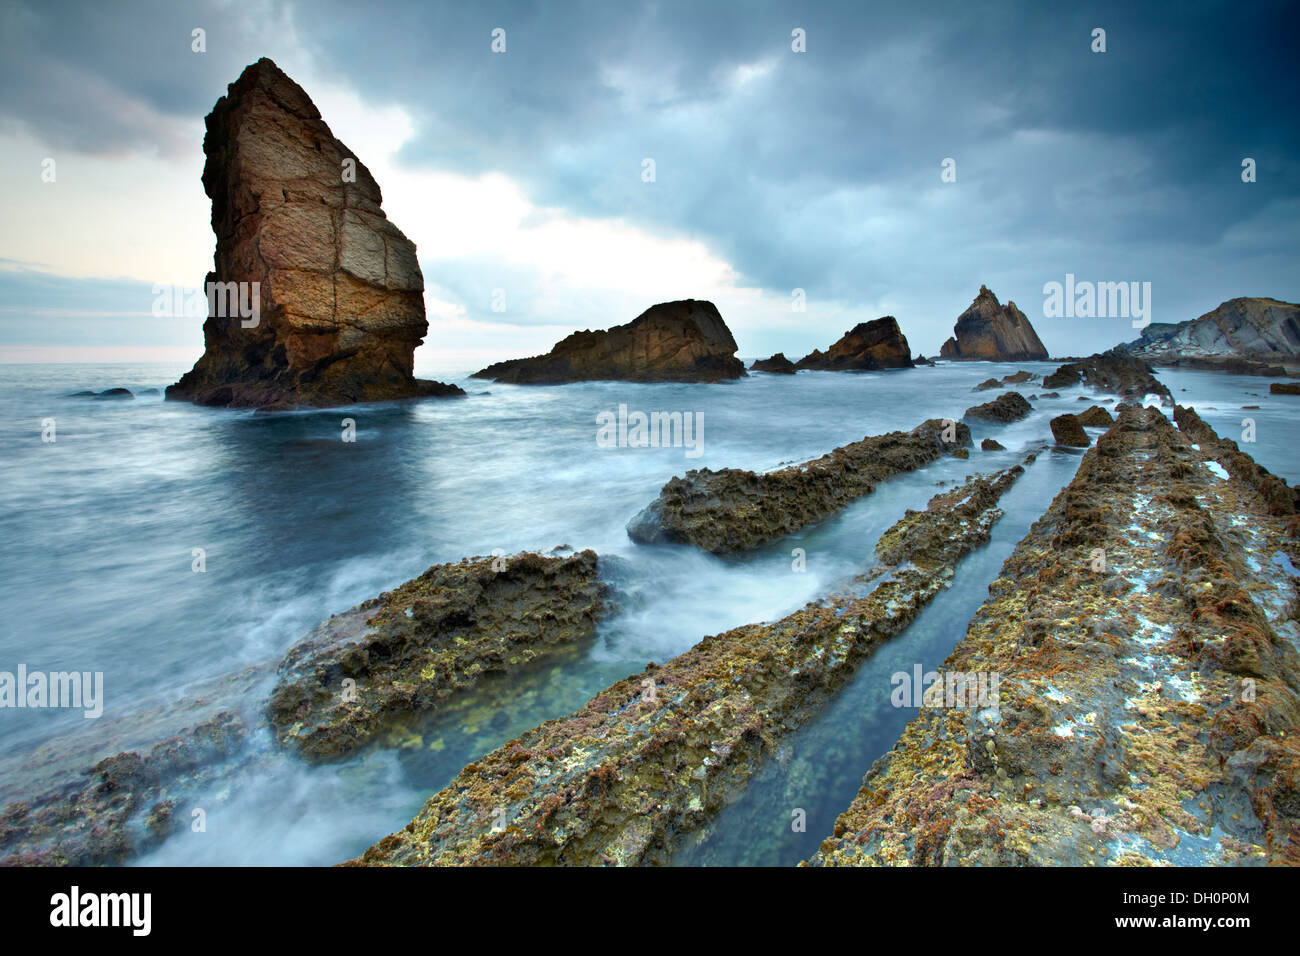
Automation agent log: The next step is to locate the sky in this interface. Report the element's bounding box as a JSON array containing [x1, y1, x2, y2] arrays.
[[1, 0, 1297, 372]]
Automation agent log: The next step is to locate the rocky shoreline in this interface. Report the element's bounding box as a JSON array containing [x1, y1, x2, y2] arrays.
[[347, 463, 1029, 866], [808, 405, 1300, 866]]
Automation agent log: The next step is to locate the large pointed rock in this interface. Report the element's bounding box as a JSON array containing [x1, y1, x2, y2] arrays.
[[472, 299, 746, 384], [167, 58, 462, 409], [939, 286, 1049, 362]]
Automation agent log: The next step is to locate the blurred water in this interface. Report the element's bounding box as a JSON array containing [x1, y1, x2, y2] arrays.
[[0, 357, 1287, 864]]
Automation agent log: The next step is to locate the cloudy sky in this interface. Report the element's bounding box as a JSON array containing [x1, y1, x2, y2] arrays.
[[1, 0, 1296, 371]]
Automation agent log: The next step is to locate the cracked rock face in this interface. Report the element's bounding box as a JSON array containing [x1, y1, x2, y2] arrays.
[[940, 286, 1049, 361], [167, 58, 462, 409]]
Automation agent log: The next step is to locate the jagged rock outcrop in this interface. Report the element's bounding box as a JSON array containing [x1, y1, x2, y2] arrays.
[[267, 550, 611, 762], [964, 391, 1032, 424], [940, 286, 1049, 361], [472, 300, 745, 384], [1123, 297, 1300, 367], [166, 58, 461, 409], [626, 418, 971, 553], [794, 317, 914, 371], [750, 353, 797, 374], [1042, 349, 1172, 401]]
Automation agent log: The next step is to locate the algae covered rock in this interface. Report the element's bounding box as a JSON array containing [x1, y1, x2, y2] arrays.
[[267, 550, 611, 761], [626, 417, 971, 553], [1076, 405, 1115, 427]]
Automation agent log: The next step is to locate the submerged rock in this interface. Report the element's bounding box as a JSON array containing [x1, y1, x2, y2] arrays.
[[1050, 413, 1090, 447], [347, 466, 1026, 866], [809, 405, 1300, 866], [750, 353, 797, 374], [1271, 382, 1300, 395], [166, 58, 462, 409], [472, 300, 745, 384], [964, 391, 1032, 424], [794, 317, 914, 371], [267, 550, 611, 762], [626, 418, 972, 554], [939, 286, 1049, 361]]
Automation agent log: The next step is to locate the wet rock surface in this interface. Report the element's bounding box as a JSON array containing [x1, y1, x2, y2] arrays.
[[348, 465, 1026, 866], [964, 391, 1032, 424], [166, 58, 461, 409], [1050, 413, 1090, 447], [472, 300, 745, 384], [626, 418, 972, 554], [808, 405, 1300, 866], [1271, 383, 1300, 395], [940, 286, 1049, 361], [0, 667, 269, 867], [267, 550, 611, 762], [795, 317, 913, 371]]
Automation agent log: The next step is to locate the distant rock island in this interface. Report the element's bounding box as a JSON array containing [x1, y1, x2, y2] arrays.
[[749, 353, 797, 374], [940, 286, 1049, 361], [1122, 296, 1299, 372], [795, 316, 913, 371], [167, 58, 462, 410], [472, 299, 746, 384]]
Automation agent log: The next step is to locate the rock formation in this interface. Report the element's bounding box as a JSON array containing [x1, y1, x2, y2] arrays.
[[1042, 349, 1172, 401], [1075, 405, 1114, 427], [964, 391, 1033, 424], [347, 467, 1027, 867], [940, 286, 1049, 361], [1050, 413, 1090, 447], [809, 406, 1300, 866], [795, 317, 913, 371], [1270, 383, 1300, 395], [472, 300, 745, 384], [1123, 297, 1300, 367], [166, 58, 462, 409], [749, 353, 797, 374], [626, 418, 971, 553], [267, 550, 610, 762]]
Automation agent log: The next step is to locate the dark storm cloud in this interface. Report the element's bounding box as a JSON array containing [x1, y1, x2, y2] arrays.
[[1, 0, 1297, 355]]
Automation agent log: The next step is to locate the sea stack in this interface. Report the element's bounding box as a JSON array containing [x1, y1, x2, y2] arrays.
[[472, 299, 746, 384], [795, 316, 914, 371], [167, 58, 462, 409], [940, 286, 1049, 362]]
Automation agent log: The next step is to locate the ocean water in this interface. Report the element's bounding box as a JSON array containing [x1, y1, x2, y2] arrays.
[[0, 358, 1294, 865]]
